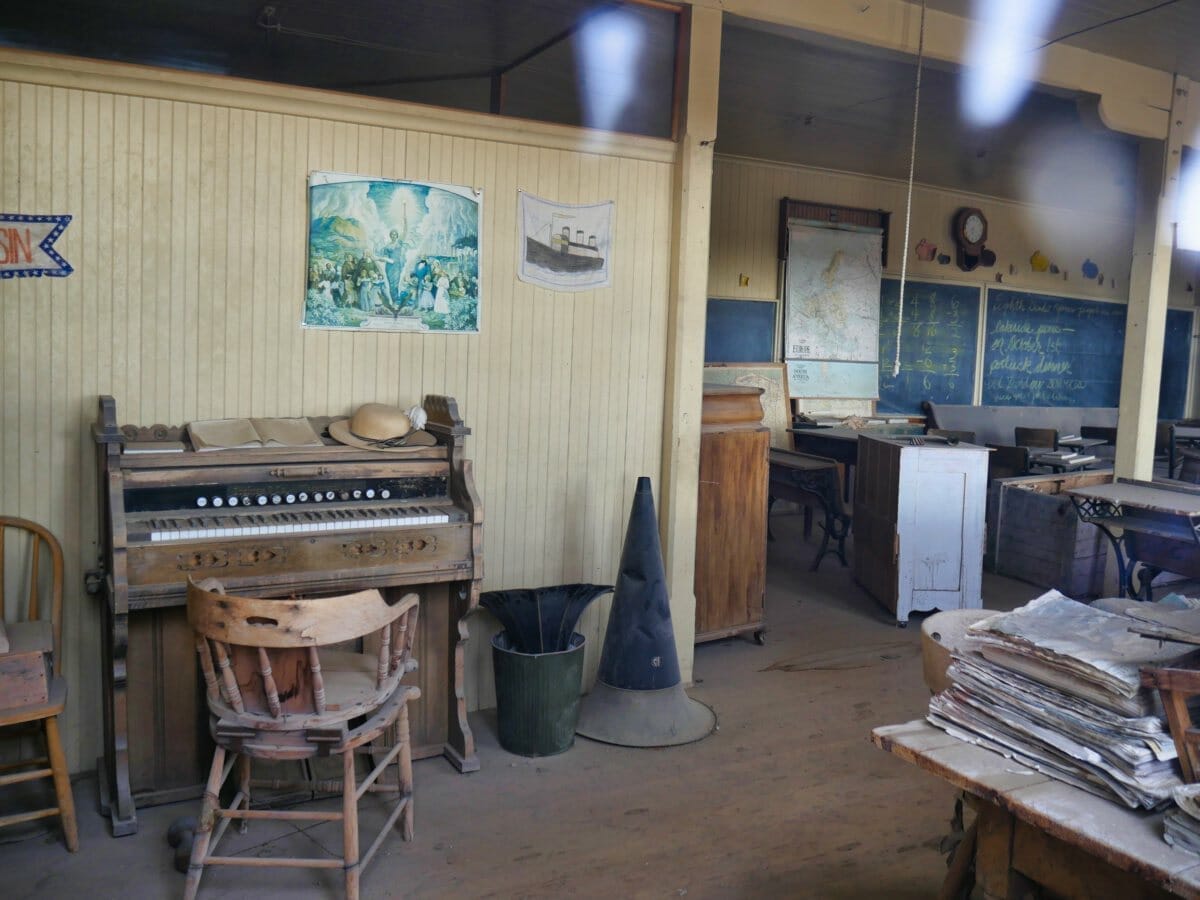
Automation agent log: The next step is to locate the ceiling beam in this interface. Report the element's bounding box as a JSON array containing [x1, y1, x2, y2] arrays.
[[682, 0, 1175, 141]]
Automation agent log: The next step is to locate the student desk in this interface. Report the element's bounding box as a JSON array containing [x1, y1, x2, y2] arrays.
[[788, 427, 860, 500], [872, 719, 1200, 899], [1068, 478, 1200, 601], [767, 448, 848, 571]]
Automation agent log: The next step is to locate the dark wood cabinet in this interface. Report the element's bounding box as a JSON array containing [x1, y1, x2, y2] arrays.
[[694, 385, 769, 643]]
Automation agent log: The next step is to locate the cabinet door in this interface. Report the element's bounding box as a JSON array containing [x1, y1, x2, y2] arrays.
[[695, 429, 768, 638], [899, 447, 985, 618]]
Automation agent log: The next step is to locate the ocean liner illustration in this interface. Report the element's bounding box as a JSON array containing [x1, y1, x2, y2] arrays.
[[525, 214, 604, 273]]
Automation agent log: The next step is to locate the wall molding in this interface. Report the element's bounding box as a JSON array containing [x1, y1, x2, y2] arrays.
[[0, 48, 679, 165]]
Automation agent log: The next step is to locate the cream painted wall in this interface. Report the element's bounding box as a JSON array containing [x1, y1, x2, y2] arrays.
[[0, 51, 678, 772], [710, 154, 1137, 303], [709, 154, 1198, 416]]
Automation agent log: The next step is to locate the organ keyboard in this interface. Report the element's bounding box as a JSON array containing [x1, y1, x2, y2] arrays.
[[89, 395, 483, 836], [133, 503, 457, 543]]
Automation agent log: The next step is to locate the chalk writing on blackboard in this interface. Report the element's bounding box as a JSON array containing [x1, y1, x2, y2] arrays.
[[1161, 308, 1195, 419], [877, 279, 980, 414], [982, 291, 1126, 407]]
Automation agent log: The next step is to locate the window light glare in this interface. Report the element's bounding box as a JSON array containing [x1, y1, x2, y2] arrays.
[[961, 0, 1060, 127], [575, 8, 645, 132]]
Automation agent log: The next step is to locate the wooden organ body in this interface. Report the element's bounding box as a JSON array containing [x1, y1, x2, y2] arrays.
[[89, 395, 483, 836]]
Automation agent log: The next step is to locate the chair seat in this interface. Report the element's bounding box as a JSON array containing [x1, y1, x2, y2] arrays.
[[0, 675, 66, 727], [207, 649, 409, 727]]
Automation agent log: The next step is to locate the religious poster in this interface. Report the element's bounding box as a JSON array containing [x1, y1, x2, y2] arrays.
[[518, 192, 613, 291], [0, 214, 73, 279], [304, 173, 480, 333]]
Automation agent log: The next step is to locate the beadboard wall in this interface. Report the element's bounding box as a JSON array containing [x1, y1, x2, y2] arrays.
[[708, 153, 1197, 416], [0, 52, 677, 773]]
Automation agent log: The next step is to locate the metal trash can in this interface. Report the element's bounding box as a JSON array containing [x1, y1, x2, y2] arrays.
[[491, 630, 586, 757]]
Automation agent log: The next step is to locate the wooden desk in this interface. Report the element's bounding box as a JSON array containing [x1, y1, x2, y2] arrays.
[[873, 719, 1200, 899], [788, 427, 859, 500], [767, 448, 848, 571], [1068, 478, 1200, 601]]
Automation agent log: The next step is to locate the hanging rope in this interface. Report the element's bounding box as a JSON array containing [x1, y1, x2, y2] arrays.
[[893, 0, 928, 378]]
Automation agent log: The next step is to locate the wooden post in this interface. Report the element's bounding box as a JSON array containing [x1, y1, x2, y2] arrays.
[[1116, 76, 1191, 479], [660, 3, 721, 679]]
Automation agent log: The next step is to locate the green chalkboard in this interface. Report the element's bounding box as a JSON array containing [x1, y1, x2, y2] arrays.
[[1160, 308, 1194, 419], [982, 290, 1127, 407], [877, 279, 981, 414]]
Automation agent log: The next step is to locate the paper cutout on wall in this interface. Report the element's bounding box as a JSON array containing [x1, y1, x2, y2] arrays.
[[518, 192, 613, 292], [0, 214, 73, 279]]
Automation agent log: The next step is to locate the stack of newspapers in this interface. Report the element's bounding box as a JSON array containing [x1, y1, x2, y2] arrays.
[[1166, 786, 1200, 854], [928, 590, 1198, 809]]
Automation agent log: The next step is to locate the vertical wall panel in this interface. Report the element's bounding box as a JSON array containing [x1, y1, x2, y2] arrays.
[[0, 59, 676, 769]]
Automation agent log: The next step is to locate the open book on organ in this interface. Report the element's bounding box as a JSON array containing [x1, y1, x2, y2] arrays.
[[187, 417, 323, 451]]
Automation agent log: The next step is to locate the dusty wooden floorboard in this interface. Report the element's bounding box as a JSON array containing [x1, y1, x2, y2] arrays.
[[0, 513, 1043, 898]]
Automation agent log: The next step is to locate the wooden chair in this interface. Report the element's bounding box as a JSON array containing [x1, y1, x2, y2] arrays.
[[0, 517, 78, 851], [1178, 449, 1200, 484], [1013, 426, 1057, 450], [1142, 665, 1200, 783], [985, 444, 1031, 480], [183, 579, 421, 899]]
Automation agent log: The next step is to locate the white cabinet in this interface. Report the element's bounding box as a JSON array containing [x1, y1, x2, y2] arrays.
[[853, 434, 988, 625]]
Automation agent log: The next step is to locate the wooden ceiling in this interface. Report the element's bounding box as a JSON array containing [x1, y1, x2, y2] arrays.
[[716, 17, 1142, 215], [926, 0, 1200, 83]]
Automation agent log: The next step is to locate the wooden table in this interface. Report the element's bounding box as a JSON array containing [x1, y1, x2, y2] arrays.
[[1068, 477, 1200, 601], [873, 719, 1200, 899], [767, 448, 848, 571]]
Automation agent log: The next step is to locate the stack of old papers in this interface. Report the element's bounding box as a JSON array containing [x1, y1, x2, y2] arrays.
[[1165, 785, 1200, 854], [928, 590, 1198, 809]]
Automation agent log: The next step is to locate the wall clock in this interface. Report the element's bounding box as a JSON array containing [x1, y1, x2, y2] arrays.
[[953, 207, 989, 272]]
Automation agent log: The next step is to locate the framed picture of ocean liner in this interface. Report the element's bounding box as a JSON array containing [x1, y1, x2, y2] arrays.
[[518, 192, 613, 291], [303, 172, 481, 333]]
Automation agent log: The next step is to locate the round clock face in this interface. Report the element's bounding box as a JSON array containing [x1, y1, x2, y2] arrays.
[[963, 213, 985, 245]]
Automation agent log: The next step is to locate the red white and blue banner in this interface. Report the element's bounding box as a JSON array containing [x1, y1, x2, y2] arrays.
[[0, 214, 73, 279]]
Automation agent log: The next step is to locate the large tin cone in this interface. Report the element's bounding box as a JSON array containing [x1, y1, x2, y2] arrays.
[[576, 476, 716, 747]]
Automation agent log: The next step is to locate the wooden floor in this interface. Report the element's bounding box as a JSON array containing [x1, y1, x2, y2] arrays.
[[0, 512, 1049, 898]]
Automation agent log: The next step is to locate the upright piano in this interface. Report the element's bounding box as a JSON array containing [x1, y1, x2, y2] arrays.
[[89, 395, 483, 836]]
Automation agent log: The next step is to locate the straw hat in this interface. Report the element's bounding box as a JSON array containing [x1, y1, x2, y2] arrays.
[[328, 403, 437, 451]]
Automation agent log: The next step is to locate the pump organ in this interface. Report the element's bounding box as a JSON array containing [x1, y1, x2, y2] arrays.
[[90, 394, 483, 835]]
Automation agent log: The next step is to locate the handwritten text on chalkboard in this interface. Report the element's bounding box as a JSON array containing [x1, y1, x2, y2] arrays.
[[982, 291, 1126, 407]]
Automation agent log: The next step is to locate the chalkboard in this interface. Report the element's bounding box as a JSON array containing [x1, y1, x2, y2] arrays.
[[704, 298, 777, 363], [982, 290, 1127, 407], [877, 279, 981, 414], [1160, 307, 1194, 419]]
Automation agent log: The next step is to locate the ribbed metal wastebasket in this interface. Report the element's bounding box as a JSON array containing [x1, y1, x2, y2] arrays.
[[491, 630, 586, 757]]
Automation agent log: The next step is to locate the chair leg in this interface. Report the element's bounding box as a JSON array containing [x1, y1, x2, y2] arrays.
[[44, 716, 78, 852], [237, 753, 252, 834], [342, 747, 360, 900], [397, 707, 414, 842], [184, 745, 227, 900]]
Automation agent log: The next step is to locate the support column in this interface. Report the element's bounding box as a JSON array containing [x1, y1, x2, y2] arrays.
[[660, 5, 720, 681], [1116, 76, 1190, 479]]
